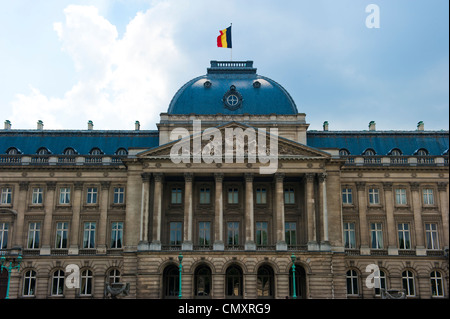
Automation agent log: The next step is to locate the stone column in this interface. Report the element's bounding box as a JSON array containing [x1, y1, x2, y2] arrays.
[[150, 173, 163, 250], [12, 182, 28, 248], [245, 173, 255, 250], [213, 173, 224, 250], [138, 173, 151, 250], [69, 182, 83, 255], [275, 173, 287, 250], [410, 182, 426, 255], [437, 182, 449, 249], [97, 181, 110, 254], [356, 182, 370, 255], [383, 182, 398, 255], [305, 174, 318, 250], [40, 182, 56, 255], [182, 173, 193, 250], [318, 173, 330, 250]]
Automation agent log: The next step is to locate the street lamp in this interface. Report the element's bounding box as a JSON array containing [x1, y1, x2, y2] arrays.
[[178, 252, 183, 299], [290, 254, 297, 299], [1, 251, 22, 299]]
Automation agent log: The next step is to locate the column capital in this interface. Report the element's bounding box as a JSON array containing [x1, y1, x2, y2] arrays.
[[101, 181, 111, 190], [410, 182, 420, 191], [437, 182, 448, 191], [356, 182, 366, 191], [305, 173, 315, 182], [318, 172, 327, 183], [275, 172, 285, 182], [74, 181, 83, 191], [382, 182, 393, 191], [244, 173, 254, 182], [184, 172, 193, 182], [214, 173, 224, 182], [19, 181, 29, 191], [46, 181, 57, 191], [153, 172, 164, 182], [141, 172, 151, 182]]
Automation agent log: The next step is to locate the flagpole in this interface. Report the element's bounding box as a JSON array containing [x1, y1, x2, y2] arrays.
[[230, 23, 232, 61]]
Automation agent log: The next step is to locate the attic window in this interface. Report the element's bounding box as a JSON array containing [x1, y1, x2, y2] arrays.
[[115, 148, 128, 155], [6, 147, 20, 155], [37, 147, 51, 155], [363, 148, 376, 156], [339, 149, 350, 156], [90, 148, 103, 155], [63, 147, 77, 155], [416, 148, 428, 156], [389, 148, 402, 156]]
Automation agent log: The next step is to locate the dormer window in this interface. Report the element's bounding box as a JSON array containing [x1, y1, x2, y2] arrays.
[[389, 148, 402, 156], [37, 147, 51, 155], [90, 148, 103, 155], [416, 148, 428, 156], [63, 147, 77, 155], [115, 148, 128, 156], [363, 148, 376, 156], [6, 147, 20, 155], [339, 149, 350, 156]]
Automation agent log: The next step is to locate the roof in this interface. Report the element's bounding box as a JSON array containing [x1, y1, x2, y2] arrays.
[[0, 130, 159, 155], [167, 61, 298, 115], [307, 131, 449, 156]]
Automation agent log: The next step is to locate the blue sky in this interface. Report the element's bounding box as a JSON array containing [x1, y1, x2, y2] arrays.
[[0, 0, 448, 131]]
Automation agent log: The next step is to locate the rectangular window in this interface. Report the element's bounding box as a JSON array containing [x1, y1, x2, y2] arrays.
[[423, 188, 434, 205], [342, 188, 353, 204], [370, 223, 383, 249], [285, 222, 297, 246], [256, 188, 267, 204], [369, 188, 380, 205], [55, 222, 68, 249], [111, 222, 123, 249], [86, 187, 98, 204], [228, 188, 238, 204], [0, 187, 12, 204], [0, 222, 8, 249], [169, 222, 182, 246], [227, 222, 239, 247], [27, 222, 41, 249], [198, 221, 211, 247], [395, 189, 407, 205], [199, 188, 210, 204], [425, 223, 439, 250], [284, 188, 295, 204], [59, 187, 71, 204], [171, 188, 182, 204], [397, 223, 411, 249], [256, 222, 268, 246], [32, 187, 43, 204], [344, 222, 356, 249], [83, 222, 96, 249], [113, 187, 125, 204]]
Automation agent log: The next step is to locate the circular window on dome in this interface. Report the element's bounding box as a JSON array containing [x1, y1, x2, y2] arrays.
[[223, 86, 243, 111]]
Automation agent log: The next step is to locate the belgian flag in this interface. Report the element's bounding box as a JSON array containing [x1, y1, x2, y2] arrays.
[[217, 26, 232, 48]]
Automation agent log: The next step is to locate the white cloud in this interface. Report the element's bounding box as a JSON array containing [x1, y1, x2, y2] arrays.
[[10, 2, 189, 130]]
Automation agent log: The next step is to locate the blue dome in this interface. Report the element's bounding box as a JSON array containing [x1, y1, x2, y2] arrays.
[[167, 61, 298, 115]]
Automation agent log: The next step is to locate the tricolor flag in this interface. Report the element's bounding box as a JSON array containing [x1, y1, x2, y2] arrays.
[[217, 26, 232, 48]]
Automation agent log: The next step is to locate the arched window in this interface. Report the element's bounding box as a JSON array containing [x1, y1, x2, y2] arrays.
[[257, 265, 274, 299], [90, 147, 103, 155], [22, 270, 36, 297], [63, 147, 77, 155], [416, 148, 428, 156], [37, 147, 51, 155], [363, 148, 376, 156], [115, 148, 128, 156], [163, 265, 179, 299], [6, 147, 20, 155], [339, 149, 350, 156], [226, 265, 243, 298], [289, 264, 306, 299], [51, 269, 65, 296], [402, 270, 415, 297], [346, 269, 359, 296], [194, 265, 211, 298], [389, 148, 402, 156], [430, 271, 444, 297], [80, 269, 93, 296]]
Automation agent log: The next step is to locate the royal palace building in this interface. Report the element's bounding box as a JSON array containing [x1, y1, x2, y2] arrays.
[[0, 61, 448, 299]]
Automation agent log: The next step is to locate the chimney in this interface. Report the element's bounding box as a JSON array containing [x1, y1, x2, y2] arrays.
[[88, 120, 94, 130], [4, 120, 11, 130], [323, 121, 329, 131], [135, 121, 140, 131], [417, 121, 424, 131], [369, 121, 376, 131], [37, 120, 44, 130]]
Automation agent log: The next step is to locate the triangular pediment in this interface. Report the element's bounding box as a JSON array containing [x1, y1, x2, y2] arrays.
[[138, 121, 330, 160]]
